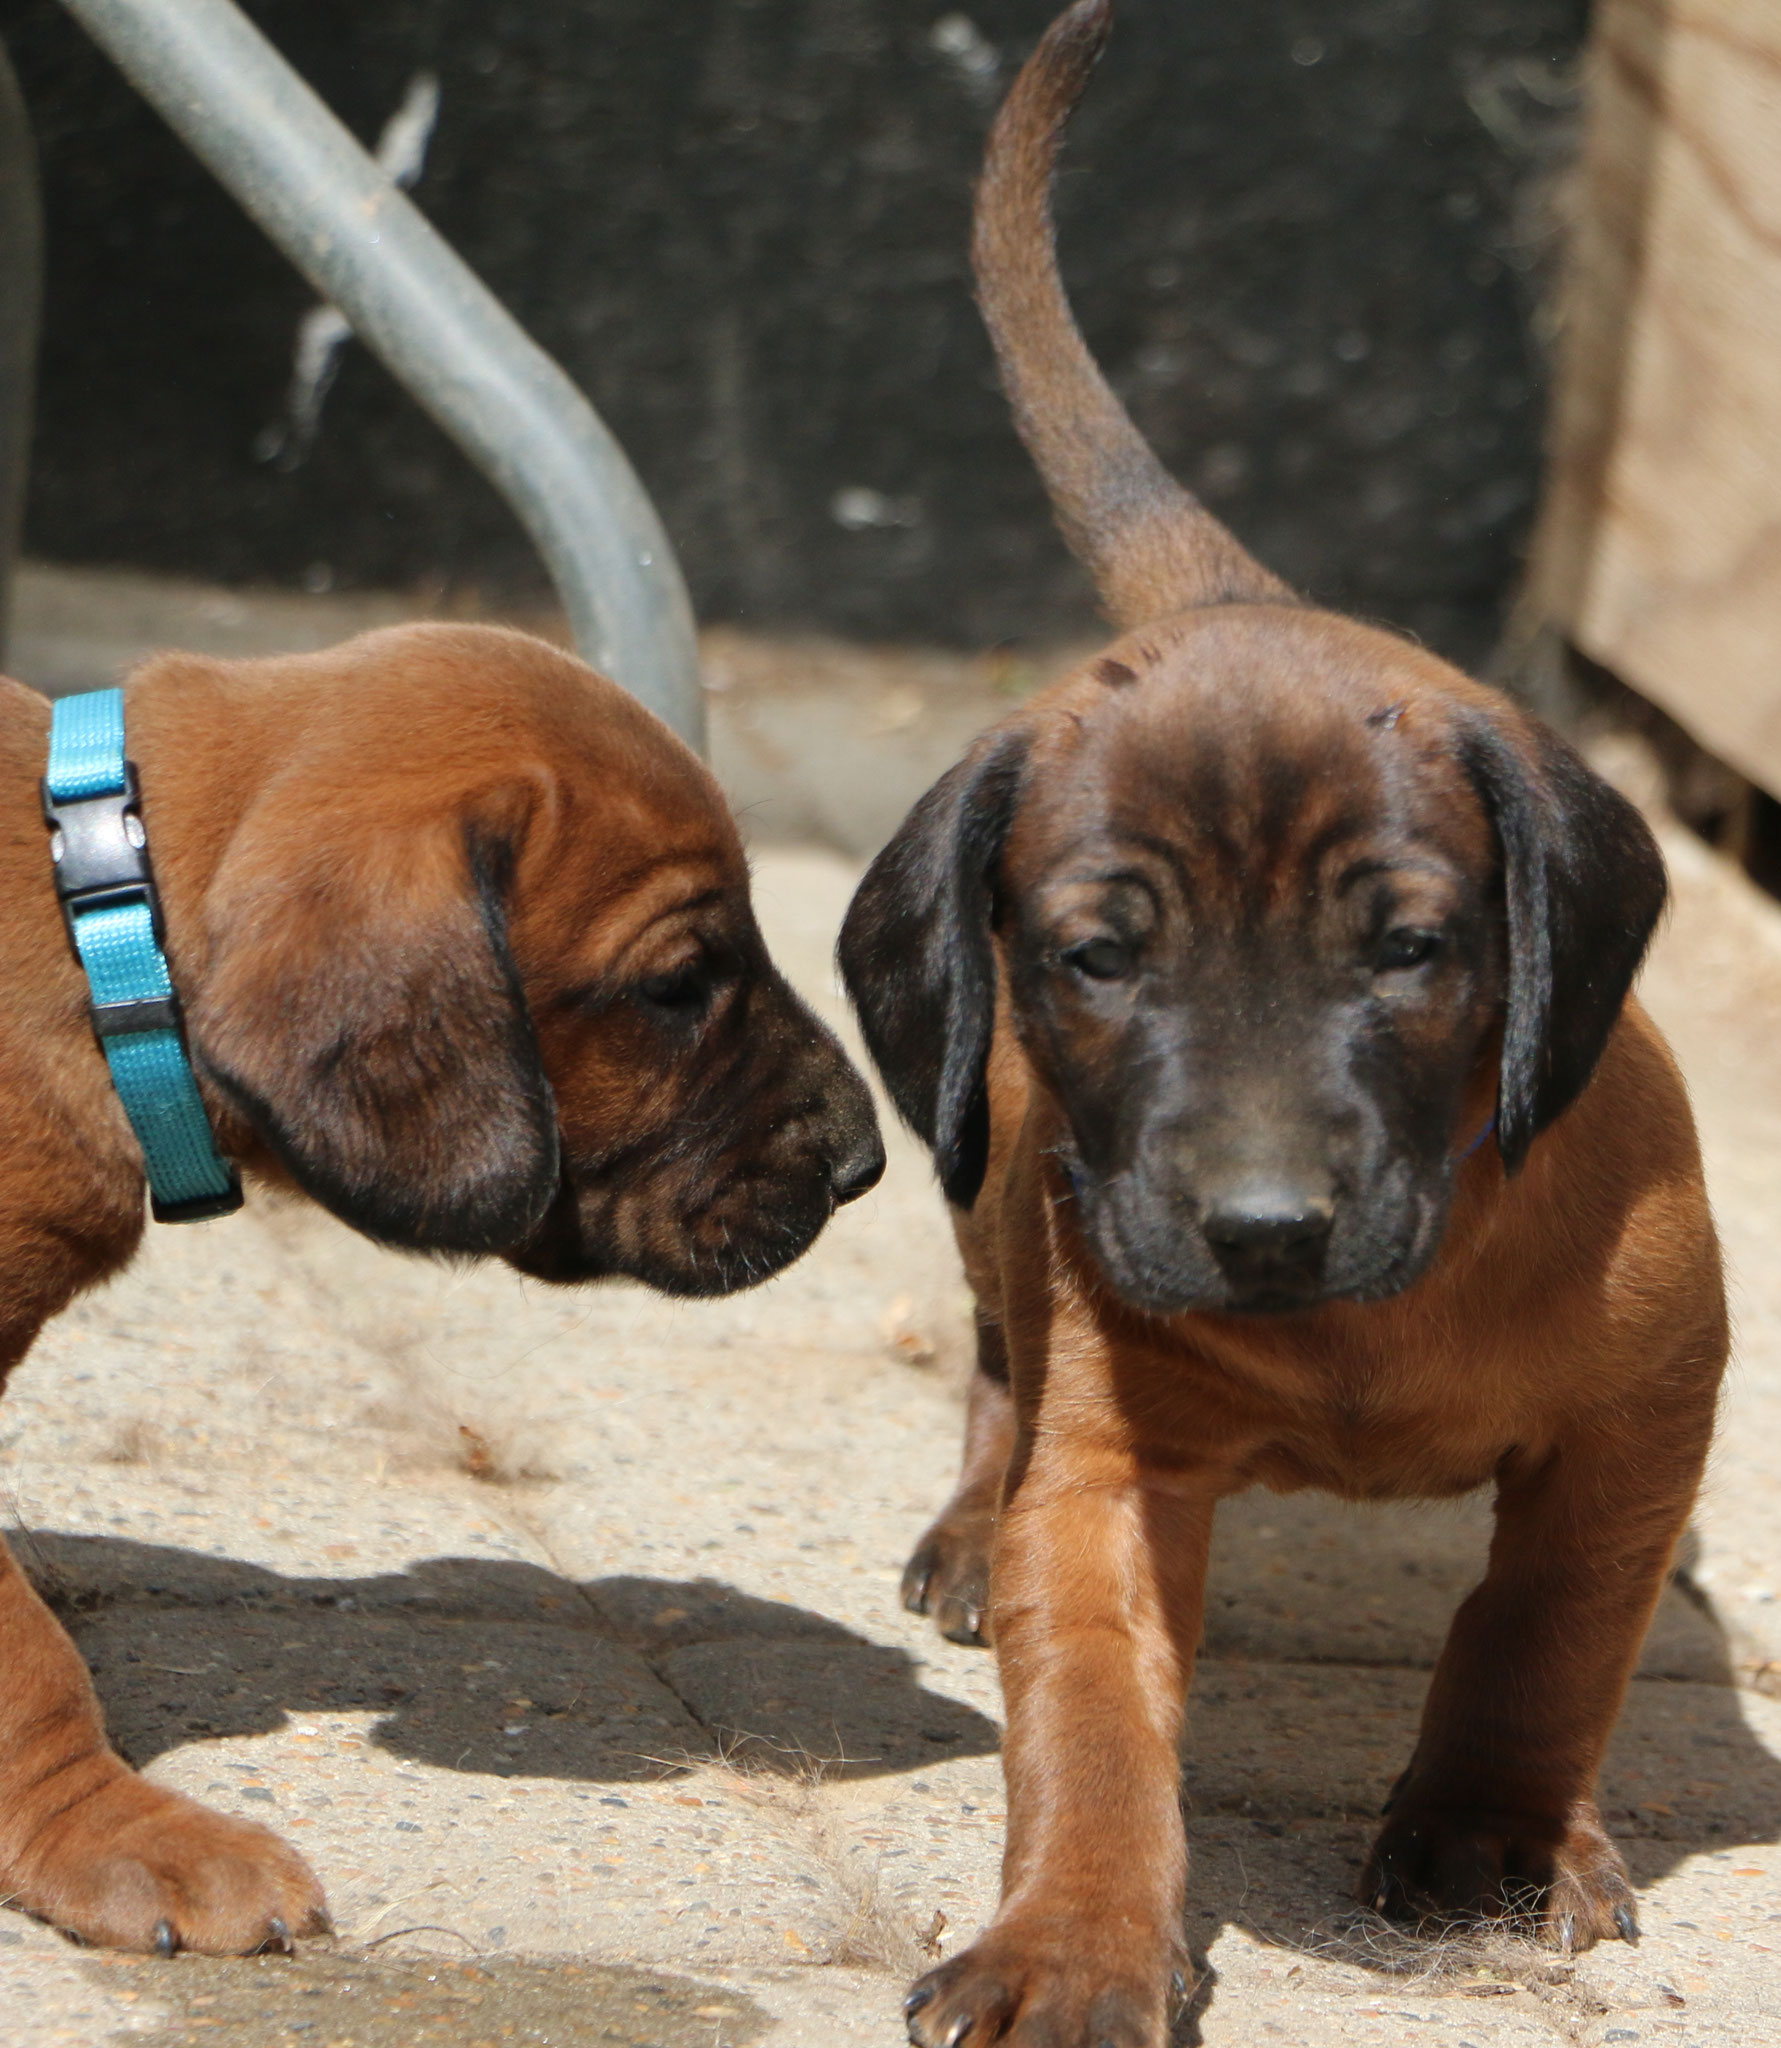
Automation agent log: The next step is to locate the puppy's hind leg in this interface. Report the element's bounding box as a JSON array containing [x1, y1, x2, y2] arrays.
[[0, 1530, 329, 1953], [902, 1309, 1014, 1646]]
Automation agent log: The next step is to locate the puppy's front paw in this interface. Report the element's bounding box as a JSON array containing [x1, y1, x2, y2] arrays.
[[11, 1772, 329, 1955], [903, 1927, 1179, 2047], [902, 1501, 996, 1646], [1362, 1793, 1638, 1952]]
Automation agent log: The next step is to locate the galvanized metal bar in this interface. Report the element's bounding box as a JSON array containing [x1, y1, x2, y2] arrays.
[[0, 35, 42, 670], [57, 0, 704, 750]]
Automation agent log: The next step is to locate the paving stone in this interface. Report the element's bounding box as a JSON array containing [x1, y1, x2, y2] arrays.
[[141, 1727, 850, 1974], [72, 1606, 706, 1785], [0, 1920, 169, 2047], [821, 1753, 1007, 1950], [657, 1637, 998, 1781], [8, 1476, 555, 1599], [95, 1950, 772, 2048]]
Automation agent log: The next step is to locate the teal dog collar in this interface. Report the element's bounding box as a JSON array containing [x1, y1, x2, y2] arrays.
[[42, 689, 243, 1223]]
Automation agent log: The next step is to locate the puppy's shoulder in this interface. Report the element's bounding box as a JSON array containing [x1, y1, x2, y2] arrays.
[[1570, 997, 1704, 1187], [1509, 997, 1723, 1361]]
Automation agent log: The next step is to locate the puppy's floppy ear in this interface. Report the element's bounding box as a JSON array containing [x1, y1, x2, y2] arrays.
[[839, 728, 1028, 1208], [191, 812, 559, 1254], [1460, 717, 1667, 1175]]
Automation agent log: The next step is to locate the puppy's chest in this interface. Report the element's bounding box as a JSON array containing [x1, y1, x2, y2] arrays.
[[1246, 1414, 1502, 1503], [1147, 1348, 1512, 1503]]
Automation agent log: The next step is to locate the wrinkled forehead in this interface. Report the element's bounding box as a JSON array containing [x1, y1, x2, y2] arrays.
[[513, 732, 754, 957], [1006, 614, 1496, 903]]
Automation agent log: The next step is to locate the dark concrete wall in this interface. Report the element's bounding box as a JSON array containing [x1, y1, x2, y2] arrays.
[[2, 0, 1584, 664]]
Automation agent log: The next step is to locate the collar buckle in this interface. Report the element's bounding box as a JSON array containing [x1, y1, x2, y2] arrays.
[[40, 762, 167, 956]]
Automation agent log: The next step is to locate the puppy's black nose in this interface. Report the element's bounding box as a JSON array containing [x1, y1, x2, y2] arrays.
[[1202, 1190, 1333, 1284], [829, 1128, 886, 1207]]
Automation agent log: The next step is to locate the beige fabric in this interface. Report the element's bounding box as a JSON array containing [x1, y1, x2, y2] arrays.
[[1536, 0, 1781, 794]]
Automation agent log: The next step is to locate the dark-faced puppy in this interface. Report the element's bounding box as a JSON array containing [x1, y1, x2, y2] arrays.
[[0, 621, 882, 1955], [840, 9, 1725, 2045]]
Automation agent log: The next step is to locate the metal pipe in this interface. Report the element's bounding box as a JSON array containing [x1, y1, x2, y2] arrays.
[[0, 35, 42, 670], [57, 0, 704, 751]]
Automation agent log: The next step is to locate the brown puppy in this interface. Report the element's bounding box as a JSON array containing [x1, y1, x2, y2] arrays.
[[838, 8, 1726, 2045], [0, 620, 882, 1955]]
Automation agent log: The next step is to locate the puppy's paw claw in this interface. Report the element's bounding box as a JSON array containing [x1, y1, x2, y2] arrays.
[[15, 1775, 329, 1956], [904, 1933, 1169, 2047], [901, 1558, 935, 1615], [902, 1507, 996, 1646], [1362, 1790, 1638, 1953], [934, 1594, 991, 1646]]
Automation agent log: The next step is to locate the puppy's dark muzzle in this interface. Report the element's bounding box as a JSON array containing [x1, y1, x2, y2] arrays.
[[1202, 1188, 1334, 1308]]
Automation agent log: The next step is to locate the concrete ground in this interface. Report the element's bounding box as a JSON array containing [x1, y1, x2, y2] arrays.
[[1, 568, 1778, 2046]]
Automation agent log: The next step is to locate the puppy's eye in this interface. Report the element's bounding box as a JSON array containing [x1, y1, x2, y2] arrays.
[[1376, 927, 1441, 971], [1063, 937, 1131, 981], [636, 963, 711, 1013]]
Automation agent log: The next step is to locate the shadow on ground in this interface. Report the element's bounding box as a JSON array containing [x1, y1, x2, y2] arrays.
[[18, 1519, 1781, 2041], [18, 1534, 1000, 1783]]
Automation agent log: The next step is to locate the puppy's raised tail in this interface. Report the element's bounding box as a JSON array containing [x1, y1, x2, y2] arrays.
[[974, 0, 1294, 626]]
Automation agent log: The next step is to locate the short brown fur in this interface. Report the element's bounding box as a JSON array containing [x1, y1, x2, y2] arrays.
[[840, 9, 1727, 2045]]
